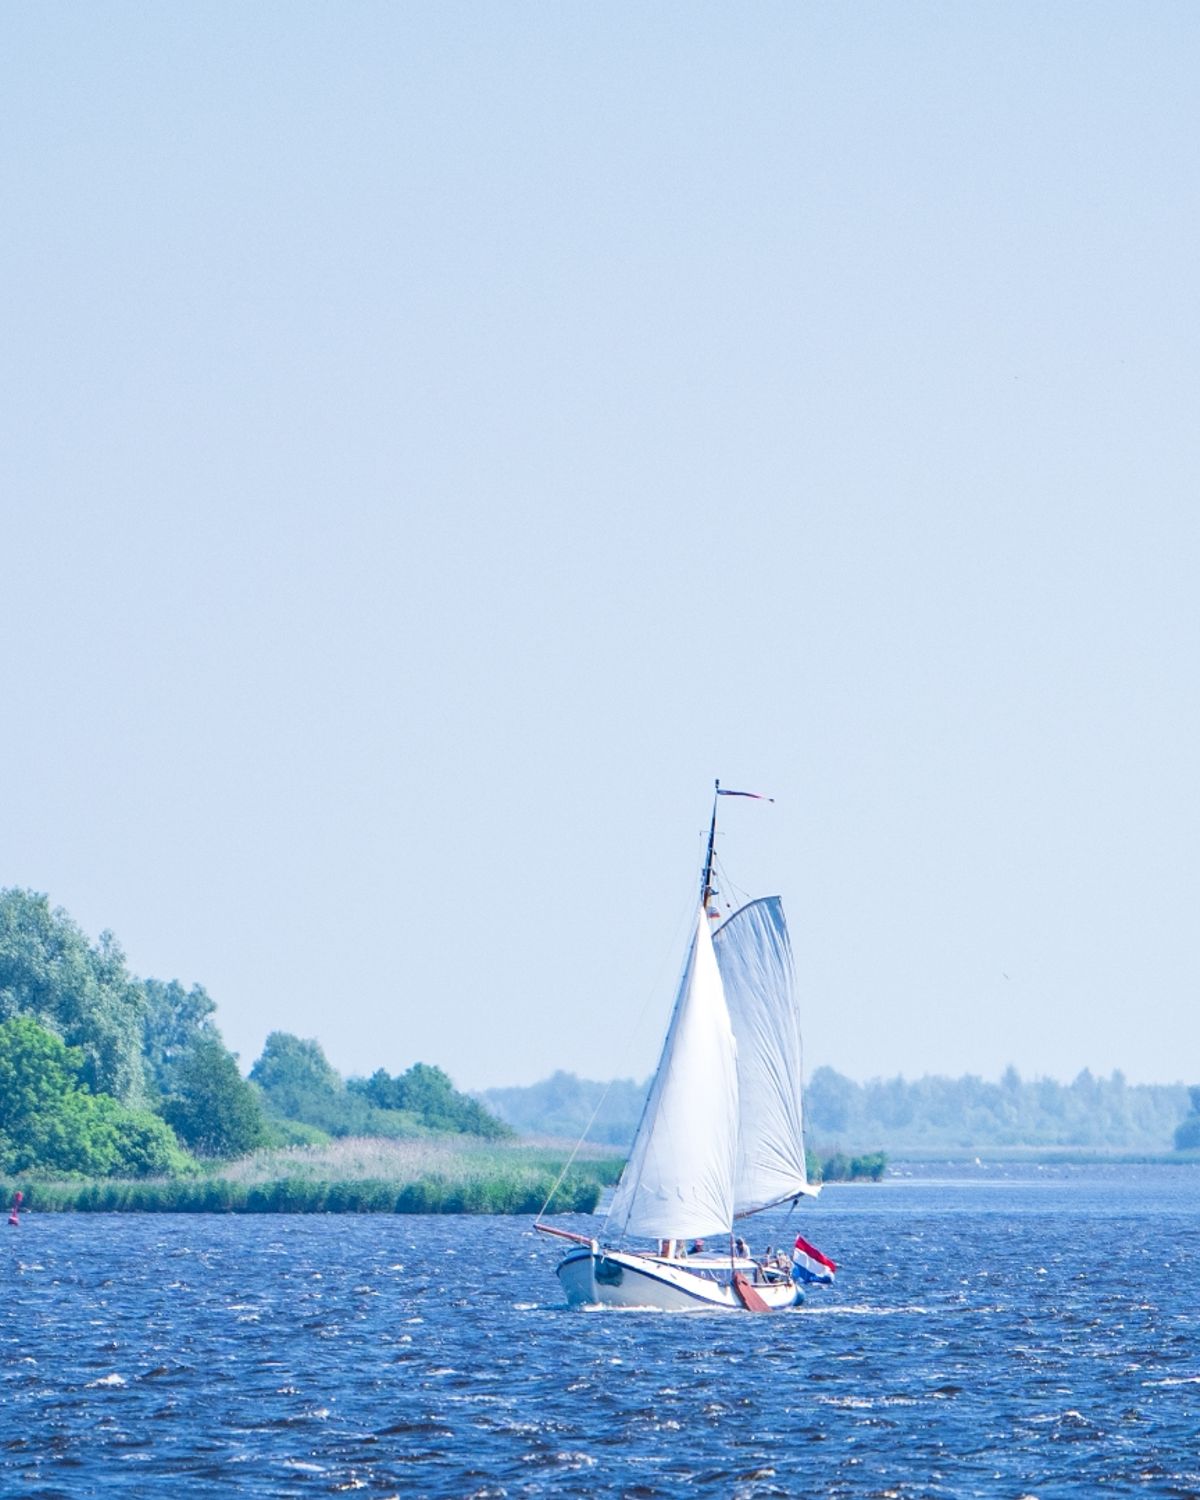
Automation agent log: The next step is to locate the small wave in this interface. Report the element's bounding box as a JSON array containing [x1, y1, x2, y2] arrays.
[[521, 1449, 597, 1468], [86, 1373, 127, 1388], [575, 1301, 699, 1314], [799, 1303, 930, 1316], [378, 1421, 455, 1438], [138, 1365, 188, 1382]]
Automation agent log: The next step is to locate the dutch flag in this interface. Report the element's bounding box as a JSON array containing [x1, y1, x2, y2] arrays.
[[791, 1233, 837, 1284]]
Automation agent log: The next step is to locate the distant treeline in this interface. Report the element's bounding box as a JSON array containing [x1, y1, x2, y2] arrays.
[[806, 1066, 1192, 1151], [481, 1066, 1199, 1154], [482, 1072, 649, 1146]]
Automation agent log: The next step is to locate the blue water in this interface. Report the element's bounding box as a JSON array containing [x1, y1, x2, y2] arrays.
[[3, 1165, 1199, 1497]]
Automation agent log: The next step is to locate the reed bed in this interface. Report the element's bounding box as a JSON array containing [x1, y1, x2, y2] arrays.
[[2, 1136, 624, 1216]]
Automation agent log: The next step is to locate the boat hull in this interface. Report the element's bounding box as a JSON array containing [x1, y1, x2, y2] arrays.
[[556, 1247, 801, 1312]]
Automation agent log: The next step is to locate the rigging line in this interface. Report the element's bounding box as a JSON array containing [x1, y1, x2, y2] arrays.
[[607, 870, 701, 1096], [535, 1088, 620, 1223], [537, 881, 697, 1229], [710, 851, 752, 916]]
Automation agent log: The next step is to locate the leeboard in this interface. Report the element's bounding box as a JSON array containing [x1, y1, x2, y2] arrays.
[[732, 1271, 771, 1312]]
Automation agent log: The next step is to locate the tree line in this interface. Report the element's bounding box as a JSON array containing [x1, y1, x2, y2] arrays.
[[481, 1064, 1200, 1153], [805, 1065, 1193, 1151], [0, 888, 509, 1179]]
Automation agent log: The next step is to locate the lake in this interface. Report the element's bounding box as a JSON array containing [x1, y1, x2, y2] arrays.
[[3, 1164, 1198, 1497]]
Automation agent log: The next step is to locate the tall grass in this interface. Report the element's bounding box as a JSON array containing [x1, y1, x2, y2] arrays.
[[1, 1136, 624, 1215]]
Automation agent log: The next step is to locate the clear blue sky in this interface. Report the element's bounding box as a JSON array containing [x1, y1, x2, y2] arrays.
[[3, 4, 1198, 1091]]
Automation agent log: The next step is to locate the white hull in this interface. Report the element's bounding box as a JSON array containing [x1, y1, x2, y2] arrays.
[[556, 1246, 801, 1312]]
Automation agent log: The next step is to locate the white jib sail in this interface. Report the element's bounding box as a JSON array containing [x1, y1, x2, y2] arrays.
[[712, 896, 811, 1216], [606, 909, 739, 1243]]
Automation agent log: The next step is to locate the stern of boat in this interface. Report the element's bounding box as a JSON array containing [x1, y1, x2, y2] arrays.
[[555, 1247, 802, 1311]]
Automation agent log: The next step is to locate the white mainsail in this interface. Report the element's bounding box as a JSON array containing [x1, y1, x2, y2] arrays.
[[712, 895, 812, 1215], [605, 910, 739, 1242]]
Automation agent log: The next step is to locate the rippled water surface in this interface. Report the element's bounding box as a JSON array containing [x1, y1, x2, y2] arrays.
[[3, 1165, 1199, 1497]]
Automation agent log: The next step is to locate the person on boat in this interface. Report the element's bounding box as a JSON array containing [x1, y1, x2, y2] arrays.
[[735, 1236, 749, 1258], [758, 1245, 786, 1280], [690, 1239, 705, 1256]]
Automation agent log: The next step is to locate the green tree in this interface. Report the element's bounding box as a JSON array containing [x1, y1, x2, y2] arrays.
[[107, 1105, 191, 1175], [0, 889, 147, 1103], [250, 1032, 343, 1117], [141, 977, 219, 1097], [805, 1066, 859, 1134], [1173, 1116, 1200, 1150], [1174, 1085, 1200, 1151], [0, 1014, 84, 1144], [249, 1032, 377, 1135], [0, 1015, 189, 1176], [356, 1062, 512, 1138], [163, 1035, 268, 1158], [16, 1087, 123, 1175]]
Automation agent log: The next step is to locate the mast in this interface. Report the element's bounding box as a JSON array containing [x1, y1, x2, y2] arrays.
[[700, 778, 720, 915]]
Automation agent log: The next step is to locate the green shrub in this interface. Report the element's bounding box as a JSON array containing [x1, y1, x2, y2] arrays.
[[263, 1117, 333, 1148], [850, 1151, 888, 1181], [1174, 1115, 1200, 1151]]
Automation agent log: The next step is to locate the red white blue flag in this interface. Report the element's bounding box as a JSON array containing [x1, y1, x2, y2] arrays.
[[791, 1233, 837, 1284]]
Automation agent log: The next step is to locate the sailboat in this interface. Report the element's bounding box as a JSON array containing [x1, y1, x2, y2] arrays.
[[536, 782, 832, 1312]]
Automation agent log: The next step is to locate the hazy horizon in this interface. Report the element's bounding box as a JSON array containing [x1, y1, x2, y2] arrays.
[[476, 1060, 1193, 1092], [5, 5, 1198, 1094]]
